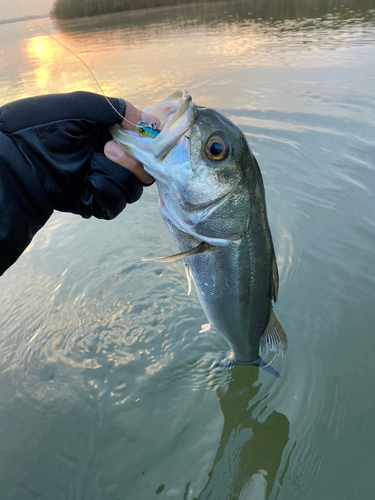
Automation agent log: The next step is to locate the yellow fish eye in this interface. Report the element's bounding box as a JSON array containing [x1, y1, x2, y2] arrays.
[[205, 134, 230, 162], [138, 127, 145, 136]]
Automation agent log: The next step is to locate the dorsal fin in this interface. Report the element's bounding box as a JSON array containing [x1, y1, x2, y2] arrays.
[[260, 308, 287, 354]]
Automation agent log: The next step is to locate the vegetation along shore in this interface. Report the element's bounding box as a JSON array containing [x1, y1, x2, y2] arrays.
[[50, 0, 222, 19]]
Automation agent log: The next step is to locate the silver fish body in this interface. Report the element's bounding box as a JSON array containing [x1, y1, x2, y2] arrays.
[[110, 91, 286, 366]]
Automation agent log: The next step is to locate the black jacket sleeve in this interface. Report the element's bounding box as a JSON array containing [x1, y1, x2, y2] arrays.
[[0, 91, 143, 276]]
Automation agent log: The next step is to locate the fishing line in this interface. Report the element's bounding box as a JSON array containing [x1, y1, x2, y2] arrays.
[[6, 0, 137, 126]]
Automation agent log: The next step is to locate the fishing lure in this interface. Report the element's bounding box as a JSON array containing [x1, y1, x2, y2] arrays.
[[135, 121, 161, 138]]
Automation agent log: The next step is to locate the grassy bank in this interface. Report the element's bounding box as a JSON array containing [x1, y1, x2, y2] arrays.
[[50, 0, 220, 19]]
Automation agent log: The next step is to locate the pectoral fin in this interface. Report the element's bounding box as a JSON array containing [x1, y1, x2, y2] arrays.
[[141, 242, 213, 263], [260, 308, 287, 354]]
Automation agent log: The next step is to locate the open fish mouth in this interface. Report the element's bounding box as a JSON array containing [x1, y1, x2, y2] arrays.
[[109, 90, 197, 168]]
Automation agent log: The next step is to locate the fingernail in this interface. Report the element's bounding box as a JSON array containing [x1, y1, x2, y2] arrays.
[[105, 141, 124, 159]]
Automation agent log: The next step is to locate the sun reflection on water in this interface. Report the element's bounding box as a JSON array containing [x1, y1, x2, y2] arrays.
[[25, 35, 57, 62]]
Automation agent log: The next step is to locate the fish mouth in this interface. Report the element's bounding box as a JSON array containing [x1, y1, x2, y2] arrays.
[[150, 90, 196, 160], [110, 90, 197, 165]]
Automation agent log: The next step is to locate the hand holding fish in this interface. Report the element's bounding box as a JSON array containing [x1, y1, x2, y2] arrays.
[[104, 101, 159, 186], [0, 91, 158, 276]]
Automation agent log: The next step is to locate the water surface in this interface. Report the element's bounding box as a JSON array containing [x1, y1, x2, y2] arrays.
[[1, 1, 375, 499]]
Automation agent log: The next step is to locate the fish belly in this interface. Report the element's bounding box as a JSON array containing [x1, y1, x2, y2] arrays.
[[162, 212, 273, 363]]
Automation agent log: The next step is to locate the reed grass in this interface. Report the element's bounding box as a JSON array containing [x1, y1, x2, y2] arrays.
[[50, 0, 220, 19]]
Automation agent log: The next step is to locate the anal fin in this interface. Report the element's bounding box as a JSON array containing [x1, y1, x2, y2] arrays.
[[260, 308, 287, 354], [185, 265, 192, 295]]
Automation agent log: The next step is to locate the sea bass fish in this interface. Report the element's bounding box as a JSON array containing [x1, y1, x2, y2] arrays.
[[110, 90, 287, 369]]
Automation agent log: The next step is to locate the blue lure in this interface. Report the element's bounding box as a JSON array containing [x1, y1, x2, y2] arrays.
[[135, 121, 161, 138]]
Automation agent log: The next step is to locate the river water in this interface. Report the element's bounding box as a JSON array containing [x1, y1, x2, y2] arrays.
[[0, 1, 375, 498]]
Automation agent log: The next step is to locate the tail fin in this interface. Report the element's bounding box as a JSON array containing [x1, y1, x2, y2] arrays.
[[260, 308, 287, 354], [250, 357, 280, 378]]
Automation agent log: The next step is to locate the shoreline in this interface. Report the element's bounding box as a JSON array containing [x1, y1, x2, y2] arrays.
[[50, 0, 223, 21]]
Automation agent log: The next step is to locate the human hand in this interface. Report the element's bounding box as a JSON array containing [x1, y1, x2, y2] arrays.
[[0, 91, 149, 220], [104, 101, 159, 186]]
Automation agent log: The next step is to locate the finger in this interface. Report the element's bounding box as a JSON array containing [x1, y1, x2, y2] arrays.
[[104, 140, 155, 186], [122, 101, 160, 131]]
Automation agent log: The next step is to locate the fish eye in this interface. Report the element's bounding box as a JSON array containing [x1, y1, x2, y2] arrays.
[[205, 134, 230, 162], [138, 128, 145, 136]]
